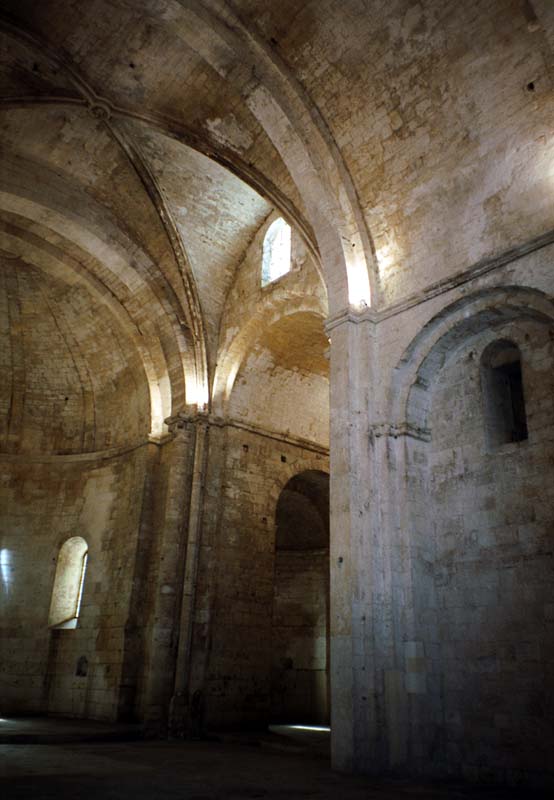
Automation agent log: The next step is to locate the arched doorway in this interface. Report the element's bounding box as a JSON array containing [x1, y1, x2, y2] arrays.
[[270, 470, 330, 726]]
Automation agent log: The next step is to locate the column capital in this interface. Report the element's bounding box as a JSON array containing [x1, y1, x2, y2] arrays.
[[324, 305, 377, 335], [165, 410, 210, 436], [369, 421, 431, 442]]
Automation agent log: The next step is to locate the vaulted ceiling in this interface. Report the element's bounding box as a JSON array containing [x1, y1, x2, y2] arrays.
[[0, 0, 552, 446]]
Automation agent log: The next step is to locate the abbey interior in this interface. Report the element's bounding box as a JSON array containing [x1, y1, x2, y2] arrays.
[[0, 0, 553, 796]]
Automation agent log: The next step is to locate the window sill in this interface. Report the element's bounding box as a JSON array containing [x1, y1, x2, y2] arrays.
[[50, 618, 78, 630]]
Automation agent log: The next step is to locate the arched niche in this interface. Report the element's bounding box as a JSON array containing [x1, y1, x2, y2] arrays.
[[225, 311, 330, 446], [271, 470, 330, 725], [391, 287, 554, 438], [389, 300, 554, 777], [481, 339, 528, 448]]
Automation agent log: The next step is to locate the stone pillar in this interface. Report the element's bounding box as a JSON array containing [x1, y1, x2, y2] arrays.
[[328, 313, 375, 772], [140, 414, 229, 737], [184, 422, 228, 735], [168, 415, 209, 736], [374, 430, 410, 769], [386, 428, 439, 768], [327, 313, 408, 773], [141, 418, 195, 732], [117, 441, 160, 721]]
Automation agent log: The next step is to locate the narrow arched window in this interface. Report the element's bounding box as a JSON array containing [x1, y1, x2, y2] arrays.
[[49, 537, 88, 629], [262, 217, 291, 286], [481, 340, 528, 447]]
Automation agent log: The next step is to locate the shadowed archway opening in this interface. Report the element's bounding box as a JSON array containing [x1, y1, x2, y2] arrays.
[[270, 470, 330, 727]]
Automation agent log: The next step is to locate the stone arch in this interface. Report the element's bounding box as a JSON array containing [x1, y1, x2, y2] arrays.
[[391, 286, 554, 437], [0, 182, 194, 437], [0, 5, 375, 313], [166, 0, 374, 312], [275, 470, 330, 550], [262, 457, 331, 530], [213, 301, 327, 416], [271, 468, 330, 725], [0, 20, 317, 262]]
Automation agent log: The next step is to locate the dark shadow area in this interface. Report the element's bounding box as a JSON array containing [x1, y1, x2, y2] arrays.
[[270, 471, 330, 726], [1, 734, 550, 800]]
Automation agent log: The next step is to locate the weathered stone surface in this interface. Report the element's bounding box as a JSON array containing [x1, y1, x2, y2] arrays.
[[1, 1, 553, 791]]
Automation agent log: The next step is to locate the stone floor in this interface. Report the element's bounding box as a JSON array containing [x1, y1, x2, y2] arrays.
[[0, 718, 547, 800], [0, 715, 143, 744]]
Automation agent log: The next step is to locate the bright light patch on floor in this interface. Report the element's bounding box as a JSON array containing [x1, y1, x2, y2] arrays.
[[288, 725, 331, 732]]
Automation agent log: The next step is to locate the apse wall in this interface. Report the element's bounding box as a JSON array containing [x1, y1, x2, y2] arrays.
[[0, 262, 151, 453], [0, 261, 153, 720], [1, 449, 148, 718], [408, 317, 554, 783]]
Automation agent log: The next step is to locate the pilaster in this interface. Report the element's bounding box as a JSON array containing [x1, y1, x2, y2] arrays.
[[327, 311, 411, 773]]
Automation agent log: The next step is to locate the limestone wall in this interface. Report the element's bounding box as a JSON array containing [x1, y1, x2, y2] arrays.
[[0, 447, 148, 720], [339, 242, 554, 784], [271, 548, 329, 725], [190, 425, 328, 730], [215, 212, 329, 446], [421, 318, 553, 781]]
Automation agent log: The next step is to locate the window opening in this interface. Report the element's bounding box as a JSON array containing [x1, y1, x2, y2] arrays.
[[262, 218, 291, 286], [481, 340, 528, 447], [48, 537, 89, 629]]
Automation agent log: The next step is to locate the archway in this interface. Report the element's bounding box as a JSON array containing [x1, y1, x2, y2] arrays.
[[270, 470, 330, 726]]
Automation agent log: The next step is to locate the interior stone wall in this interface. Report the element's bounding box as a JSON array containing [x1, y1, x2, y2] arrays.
[[0, 261, 151, 455], [216, 212, 329, 446], [2, 3, 551, 783], [271, 549, 329, 725], [407, 318, 554, 784], [193, 425, 329, 730], [0, 447, 148, 720]]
